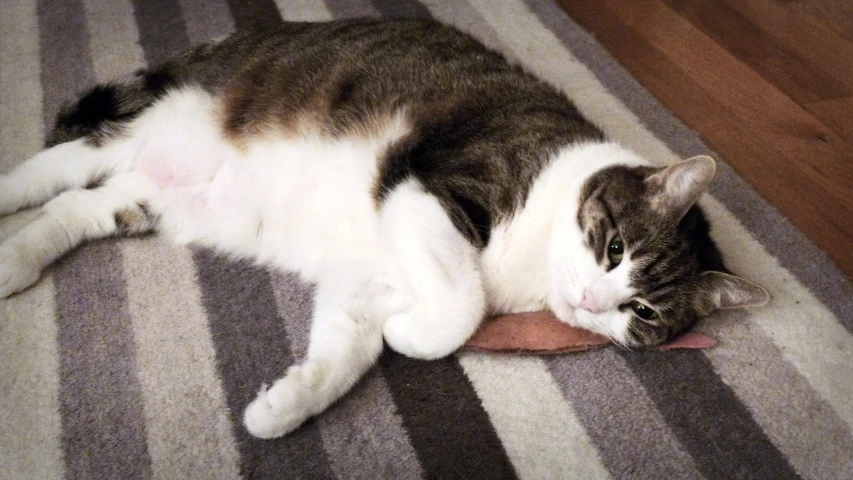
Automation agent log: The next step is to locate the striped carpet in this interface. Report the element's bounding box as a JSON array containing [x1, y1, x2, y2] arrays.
[[2, 1, 852, 479]]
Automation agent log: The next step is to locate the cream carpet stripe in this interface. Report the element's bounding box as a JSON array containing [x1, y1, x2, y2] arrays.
[[457, 352, 611, 479], [0, 0, 44, 171], [274, 0, 334, 21], [121, 239, 241, 480], [0, 2, 64, 478], [0, 280, 63, 480], [468, 0, 853, 432], [81, 0, 145, 80]]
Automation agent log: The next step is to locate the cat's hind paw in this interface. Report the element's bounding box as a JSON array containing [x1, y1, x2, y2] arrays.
[[0, 248, 40, 299], [243, 363, 323, 439], [383, 309, 462, 360]]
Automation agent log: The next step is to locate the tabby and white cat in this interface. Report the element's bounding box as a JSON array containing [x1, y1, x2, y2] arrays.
[[0, 20, 768, 438]]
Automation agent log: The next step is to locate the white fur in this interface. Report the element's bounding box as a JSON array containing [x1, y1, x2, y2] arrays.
[[481, 142, 650, 344], [0, 87, 651, 436]]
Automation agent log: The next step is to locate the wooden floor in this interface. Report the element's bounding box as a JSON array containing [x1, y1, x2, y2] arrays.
[[558, 0, 853, 280]]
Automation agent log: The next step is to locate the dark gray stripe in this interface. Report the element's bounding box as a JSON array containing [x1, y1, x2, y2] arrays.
[[523, 0, 853, 334], [620, 349, 800, 479], [224, 0, 283, 31], [193, 250, 336, 479], [370, 0, 432, 19], [132, 0, 192, 65], [545, 349, 704, 479], [36, 0, 95, 134], [55, 242, 153, 480], [323, 0, 381, 19], [379, 352, 518, 480]]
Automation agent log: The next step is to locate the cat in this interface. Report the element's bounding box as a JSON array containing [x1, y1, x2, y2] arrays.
[[0, 19, 769, 439]]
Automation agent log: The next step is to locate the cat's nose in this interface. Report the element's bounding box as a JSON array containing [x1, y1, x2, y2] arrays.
[[580, 289, 600, 313]]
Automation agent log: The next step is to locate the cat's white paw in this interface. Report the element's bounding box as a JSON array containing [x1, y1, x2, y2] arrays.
[[0, 176, 23, 216], [383, 309, 459, 360], [243, 363, 324, 439], [0, 247, 40, 299]]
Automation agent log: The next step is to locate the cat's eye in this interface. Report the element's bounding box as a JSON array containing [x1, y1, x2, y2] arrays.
[[631, 300, 658, 321], [607, 236, 624, 267]]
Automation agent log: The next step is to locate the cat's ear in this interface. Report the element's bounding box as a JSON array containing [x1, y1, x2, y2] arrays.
[[694, 271, 770, 315], [646, 155, 716, 224]]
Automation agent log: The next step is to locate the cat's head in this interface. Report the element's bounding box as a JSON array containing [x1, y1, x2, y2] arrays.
[[546, 155, 769, 348]]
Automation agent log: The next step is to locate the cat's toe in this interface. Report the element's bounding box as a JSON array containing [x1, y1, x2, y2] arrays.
[[0, 250, 40, 299]]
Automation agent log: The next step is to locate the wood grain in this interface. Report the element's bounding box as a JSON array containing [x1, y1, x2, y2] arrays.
[[558, 0, 853, 279]]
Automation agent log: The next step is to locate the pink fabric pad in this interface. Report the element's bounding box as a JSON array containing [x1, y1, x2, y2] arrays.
[[464, 310, 716, 354]]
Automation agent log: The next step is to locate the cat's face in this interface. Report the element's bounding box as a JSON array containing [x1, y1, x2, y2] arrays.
[[546, 156, 769, 347]]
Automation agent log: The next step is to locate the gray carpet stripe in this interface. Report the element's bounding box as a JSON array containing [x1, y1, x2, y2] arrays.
[[39, 2, 153, 477], [193, 251, 337, 479], [379, 352, 518, 480], [323, 0, 381, 19], [179, 0, 236, 45], [545, 348, 703, 479], [224, 0, 284, 31], [55, 242, 153, 480], [522, 0, 853, 334], [131, 0, 192, 66], [121, 239, 242, 480], [370, 0, 432, 19], [36, 0, 95, 132], [268, 272, 425, 480], [420, 0, 506, 52], [701, 310, 853, 480], [545, 349, 704, 479], [621, 349, 800, 479]]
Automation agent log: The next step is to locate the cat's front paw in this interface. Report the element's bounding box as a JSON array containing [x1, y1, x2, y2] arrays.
[[0, 247, 40, 299], [243, 363, 323, 439]]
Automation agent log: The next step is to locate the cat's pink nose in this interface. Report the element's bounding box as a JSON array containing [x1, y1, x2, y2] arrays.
[[580, 290, 600, 313]]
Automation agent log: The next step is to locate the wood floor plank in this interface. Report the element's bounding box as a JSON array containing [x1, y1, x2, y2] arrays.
[[786, 0, 853, 43], [663, 0, 850, 104], [558, 0, 853, 278], [720, 0, 853, 146], [722, 0, 853, 95], [809, 96, 853, 148]]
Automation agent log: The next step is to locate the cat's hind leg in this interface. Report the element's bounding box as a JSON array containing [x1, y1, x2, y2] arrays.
[[379, 181, 487, 360], [0, 171, 158, 298], [244, 264, 411, 439], [0, 138, 133, 216]]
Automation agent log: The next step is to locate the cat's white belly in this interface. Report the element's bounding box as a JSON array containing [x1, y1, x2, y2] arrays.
[[127, 89, 393, 278]]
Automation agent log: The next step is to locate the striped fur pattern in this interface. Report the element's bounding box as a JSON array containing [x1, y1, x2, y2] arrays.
[[1, 0, 852, 478]]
